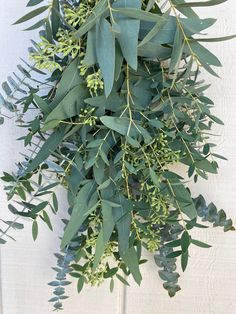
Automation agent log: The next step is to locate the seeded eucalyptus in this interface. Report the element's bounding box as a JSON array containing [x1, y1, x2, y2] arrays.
[[0, 0, 235, 310]]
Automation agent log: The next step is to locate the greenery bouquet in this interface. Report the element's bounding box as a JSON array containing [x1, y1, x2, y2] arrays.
[[0, 0, 235, 310]]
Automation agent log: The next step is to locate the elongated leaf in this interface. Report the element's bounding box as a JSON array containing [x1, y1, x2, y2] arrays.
[[85, 93, 124, 112], [113, 198, 132, 255], [192, 34, 236, 42], [14, 6, 49, 24], [181, 251, 188, 272], [181, 231, 190, 252], [26, 128, 66, 173], [113, 0, 141, 70], [114, 42, 123, 81], [191, 239, 211, 248], [24, 18, 46, 31], [84, 28, 97, 67], [188, 41, 222, 67], [77, 276, 85, 293], [170, 183, 197, 219], [172, 0, 199, 17], [43, 84, 89, 130], [116, 274, 130, 286], [114, 8, 165, 23], [33, 94, 50, 114], [96, 19, 115, 97], [121, 246, 142, 285], [61, 181, 96, 249], [100, 116, 151, 142], [169, 27, 184, 83], [52, 58, 83, 107], [51, 0, 60, 38], [27, 0, 44, 6], [100, 116, 130, 135], [139, 17, 215, 47], [175, 0, 227, 7], [139, 10, 169, 47], [93, 201, 115, 269], [138, 42, 171, 59], [32, 220, 38, 241], [42, 210, 53, 231]]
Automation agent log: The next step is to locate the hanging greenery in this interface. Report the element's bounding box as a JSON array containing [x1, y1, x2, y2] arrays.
[[0, 0, 235, 310]]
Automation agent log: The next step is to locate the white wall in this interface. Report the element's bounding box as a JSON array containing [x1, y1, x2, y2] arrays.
[[0, 1, 236, 313]]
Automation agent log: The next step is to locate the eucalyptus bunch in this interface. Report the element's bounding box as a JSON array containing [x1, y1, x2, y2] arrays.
[[0, 0, 235, 310]]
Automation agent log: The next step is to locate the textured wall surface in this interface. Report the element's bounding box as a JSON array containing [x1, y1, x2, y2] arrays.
[[0, 1, 236, 314]]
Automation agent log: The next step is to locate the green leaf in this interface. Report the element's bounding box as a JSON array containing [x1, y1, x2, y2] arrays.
[[188, 41, 222, 67], [31, 201, 48, 214], [169, 27, 184, 76], [102, 200, 121, 207], [14, 6, 49, 24], [166, 250, 182, 258], [77, 276, 85, 293], [93, 160, 105, 185], [148, 119, 164, 129], [27, 0, 44, 6], [175, 0, 227, 7], [85, 92, 124, 112], [32, 220, 38, 241], [43, 84, 89, 130], [52, 58, 83, 107], [98, 179, 111, 190], [61, 181, 96, 249], [121, 246, 142, 285], [51, 0, 60, 38], [191, 239, 212, 248], [172, 0, 199, 17], [104, 268, 119, 279], [33, 94, 50, 114], [93, 200, 115, 270], [100, 116, 151, 142], [169, 183, 197, 219], [207, 114, 224, 125], [181, 231, 190, 252], [84, 28, 97, 67], [52, 193, 58, 212], [96, 18, 115, 97], [181, 251, 188, 272], [138, 10, 169, 47], [192, 34, 236, 42], [100, 116, 130, 135], [196, 159, 218, 174], [149, 168, 159, 186], [114, 42, 123, 81], [113, 198, 132, 255], [116, 274, 130, 286], [42, 210, 53, 231], [165, 239, 181, 248], [113, 0, 141, 70], [26, 128, 66, 173], [114, 8, 165, 22], [1, 172, 15, 182], [23, 18, 46, 31]]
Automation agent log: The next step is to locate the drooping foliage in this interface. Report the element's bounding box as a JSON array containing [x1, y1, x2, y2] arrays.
[[0, 0, 235, 310]]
